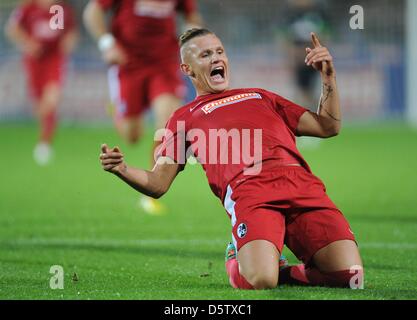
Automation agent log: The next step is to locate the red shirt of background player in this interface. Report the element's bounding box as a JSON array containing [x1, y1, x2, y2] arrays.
[[10, 1, 76, 99], [96, 0, 197, 68], [11, 0, 76, 61]]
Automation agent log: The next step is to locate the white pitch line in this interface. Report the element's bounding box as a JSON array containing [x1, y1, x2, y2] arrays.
[[1, 238, 417, 250]]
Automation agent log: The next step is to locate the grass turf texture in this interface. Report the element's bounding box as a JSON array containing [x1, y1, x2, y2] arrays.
[[0, 122, 416, 300]]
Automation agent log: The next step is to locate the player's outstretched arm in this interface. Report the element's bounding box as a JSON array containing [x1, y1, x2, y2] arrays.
[[100, 144, 180, 199], [297, 33, 341, 138]]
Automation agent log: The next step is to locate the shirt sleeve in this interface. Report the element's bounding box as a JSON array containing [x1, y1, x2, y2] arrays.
[[95, 0, 117, 10], [155, 110, 189, 171], [176, 0, 196, 15], [269, 91, 309, 136]]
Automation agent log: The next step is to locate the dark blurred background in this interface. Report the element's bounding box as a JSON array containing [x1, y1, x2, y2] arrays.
[[0, 0, 411, 123]]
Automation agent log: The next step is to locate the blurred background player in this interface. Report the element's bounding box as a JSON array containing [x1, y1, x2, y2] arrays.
[[281, 0, 330, 149], [5, 0, 78, 166], [284, 0, 329, 108], [83, 0, 202, 214]]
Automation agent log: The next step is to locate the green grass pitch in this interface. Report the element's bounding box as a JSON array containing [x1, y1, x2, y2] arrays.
[[0, 122, 417, 300]]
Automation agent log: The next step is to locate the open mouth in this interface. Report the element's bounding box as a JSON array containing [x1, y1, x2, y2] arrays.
[[210, 66, 225, 83]]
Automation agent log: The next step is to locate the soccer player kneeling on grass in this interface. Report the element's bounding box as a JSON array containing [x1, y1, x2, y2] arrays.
[[100, 28, 364, 290]]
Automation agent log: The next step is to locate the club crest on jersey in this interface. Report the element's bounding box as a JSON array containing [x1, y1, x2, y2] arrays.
[[201, 93, 262, 114], [237, 223, 247, 238]]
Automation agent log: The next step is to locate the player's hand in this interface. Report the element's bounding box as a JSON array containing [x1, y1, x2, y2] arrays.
[[102, 45, 127, 66], [100, 144, 127, 174], [23, 38, 43, 58], [305, 33, 335, 78]]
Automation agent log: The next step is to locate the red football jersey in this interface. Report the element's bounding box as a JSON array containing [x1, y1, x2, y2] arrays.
[[96, 0, 196, 67], [158, 88, 311, 201], [10, 0, 76, 58]]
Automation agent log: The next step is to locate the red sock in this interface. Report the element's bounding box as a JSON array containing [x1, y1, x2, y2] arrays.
[[305, 268, 363, 288], [40, 110, 57, 144], [225, 258, 254, 290], [279, 264, 363, 288]]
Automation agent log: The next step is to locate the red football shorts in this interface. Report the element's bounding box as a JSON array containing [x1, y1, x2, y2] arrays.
[[107, 63, 186, 119], [224, 165, 356, 266], [24, 54, 66, 101]]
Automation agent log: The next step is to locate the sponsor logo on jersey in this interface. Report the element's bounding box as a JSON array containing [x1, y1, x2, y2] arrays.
[[237, 223, 247, 238], [201, 93, 262, 114], [135, 0, 175, 18]]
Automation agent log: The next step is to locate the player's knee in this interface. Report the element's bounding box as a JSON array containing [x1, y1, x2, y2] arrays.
[[126, 133, 140, 144], [244, 270, 278, 290], [116, 117, 142, 144], [42, 83, 61, 105], [124, 127, 142, 144], [153, 95, 181, 129]]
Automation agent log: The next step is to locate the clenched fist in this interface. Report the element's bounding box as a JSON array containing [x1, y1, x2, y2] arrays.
[[100, 144, 126, 174]]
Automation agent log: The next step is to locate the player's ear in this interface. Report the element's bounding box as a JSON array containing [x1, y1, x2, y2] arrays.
[[180, 63, 195, 78]]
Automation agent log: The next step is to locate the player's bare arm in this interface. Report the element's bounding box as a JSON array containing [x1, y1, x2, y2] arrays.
[[83, 1, 111, 41], [184, 12, 203, 30], [60, 29, 79, 56], [83, 1, 127, 65], [296, 33, 341, 138], [100, 144, 180, 199], [5, 17, 42, 58]]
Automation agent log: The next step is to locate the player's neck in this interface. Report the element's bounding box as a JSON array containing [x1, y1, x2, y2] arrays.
[[195, 87, 230, 98]]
